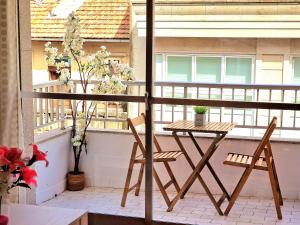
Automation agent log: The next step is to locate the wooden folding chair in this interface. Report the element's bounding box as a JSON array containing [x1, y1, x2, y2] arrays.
[[121, 113, 183, 208], [223, 117, 283, 219]]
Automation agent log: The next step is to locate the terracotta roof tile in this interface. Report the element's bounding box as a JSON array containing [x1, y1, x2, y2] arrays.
[[31, 0, 130, 40]]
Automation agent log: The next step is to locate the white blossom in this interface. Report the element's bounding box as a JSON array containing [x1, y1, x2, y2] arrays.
[[45, 42, 58, 65], [59, 68, 71, 84], [44, 13, 134, 151]]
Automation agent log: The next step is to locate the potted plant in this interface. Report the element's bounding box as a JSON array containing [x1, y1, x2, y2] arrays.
[[0, 144, 48, 224], [45, 13, 133, 191], [194, 106, 208, 126]]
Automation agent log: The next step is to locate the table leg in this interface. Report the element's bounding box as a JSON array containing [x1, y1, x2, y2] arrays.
[[188, 132, 230, 202], [168, 133, 226, 214], [172, 132, 224, 215]]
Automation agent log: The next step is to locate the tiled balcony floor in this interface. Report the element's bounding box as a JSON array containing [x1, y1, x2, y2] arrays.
[[41, 187, 300, 225]]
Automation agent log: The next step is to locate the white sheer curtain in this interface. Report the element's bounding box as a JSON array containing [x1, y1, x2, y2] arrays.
[[0, 0, 21, 203], [0, 0, 19, 147]]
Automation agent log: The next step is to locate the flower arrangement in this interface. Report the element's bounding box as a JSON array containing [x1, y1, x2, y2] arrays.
[[44, 12, 134, 188], [0, 144, 48, 196]]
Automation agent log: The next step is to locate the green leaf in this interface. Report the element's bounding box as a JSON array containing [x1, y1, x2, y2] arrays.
[[27, 155, 37, 167], [17, 183, 31, 189]]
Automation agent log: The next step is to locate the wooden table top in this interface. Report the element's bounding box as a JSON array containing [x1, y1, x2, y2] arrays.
[[163, 121, 235, 134], [6, 204, 87, 225]]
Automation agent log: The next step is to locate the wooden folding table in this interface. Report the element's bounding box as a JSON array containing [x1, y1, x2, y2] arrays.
[[163, 120, 235, 215]]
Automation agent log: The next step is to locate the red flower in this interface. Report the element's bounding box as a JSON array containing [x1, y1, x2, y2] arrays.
[[5, 147, 22, 162], [0, 146, 10, 166], [21, 167, 37, 186], [0, 146, 25, 170], [31, 144, 49, 167], [5, 147, 25, 171]]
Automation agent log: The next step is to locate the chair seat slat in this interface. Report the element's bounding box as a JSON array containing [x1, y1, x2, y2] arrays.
[[224, 152, 268, 171]]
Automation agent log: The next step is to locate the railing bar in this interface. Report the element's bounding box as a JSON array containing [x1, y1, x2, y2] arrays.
[[172, 86, 174, 122], [116, 102, 119, 119], [50, 86, 54, 122], [95, 102, 98, 119], [55, 91, 59, 122], [60, 85, 65, 129], [33, 90, 37, 128], [45, 87, 49, 124], [293, 90, 297, 128], [231, 88, 235, 123], [243, 89, 246, 126], [208, 88, 211, 122], [138, 85, 141, 116], [39, 88, 43, 126], [160, 85, 163, 122], [183, 86, 188, 135], [104, 101, 108, 129], [124, 80, 300, 90], [268, 89, 272, 124], [280, 90, 284, 128], [220, 87, 223, 123], [255, 89, 259, 126], [84, 118, 127, 122], [152, 97, 300, 110]]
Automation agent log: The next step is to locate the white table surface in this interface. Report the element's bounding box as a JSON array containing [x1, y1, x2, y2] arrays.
[[5, 204, 87, 225]]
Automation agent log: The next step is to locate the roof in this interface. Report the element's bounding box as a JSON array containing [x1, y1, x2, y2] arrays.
[[31, 0, 130, 40]]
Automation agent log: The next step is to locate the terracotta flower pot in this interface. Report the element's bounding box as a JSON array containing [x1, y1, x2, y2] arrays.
[[67, 172, 85, 191]]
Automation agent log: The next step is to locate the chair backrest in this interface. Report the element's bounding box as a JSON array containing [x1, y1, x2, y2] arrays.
[[251, 117, 277, 166], [127, 113, 147, 154], [127, 113, 163, 156]]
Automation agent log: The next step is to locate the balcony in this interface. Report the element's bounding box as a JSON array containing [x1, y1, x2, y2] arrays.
[[32, 80, 300, 225]]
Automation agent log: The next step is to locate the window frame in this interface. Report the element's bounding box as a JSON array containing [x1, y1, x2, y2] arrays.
[[157, 53, 256, 84], [292, 56, 300, 84]]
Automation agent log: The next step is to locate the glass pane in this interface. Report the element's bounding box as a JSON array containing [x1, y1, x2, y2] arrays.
[[167, 56, 192, 82], [225, 57, 252, 84], [156, 54, 163, 81], [294, 57, 300, 84], [196, 57, 221, 83]]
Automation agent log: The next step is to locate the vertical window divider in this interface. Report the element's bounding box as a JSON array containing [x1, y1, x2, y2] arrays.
[[145, 0, 154, 223], [192, 55, 196, 82], [163, 54, 167, 81]]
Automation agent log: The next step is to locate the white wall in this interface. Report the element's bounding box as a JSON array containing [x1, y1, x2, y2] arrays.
[[35, 130, 300, 204], [81, 130, 300, 200], [35, 131, 71, 204]]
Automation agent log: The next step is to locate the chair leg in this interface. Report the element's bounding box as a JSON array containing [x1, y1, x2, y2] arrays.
[[163, 161, 181, 193], [153, 168, 171, 207], [224, 168, 252, 216], [272, 161, 283, 206], [267, 143, 283, 206], [264, 149, 282, 219], [135, 163, 144, 196], [121, 142, 138, 207], [268, 164, 283, 219]]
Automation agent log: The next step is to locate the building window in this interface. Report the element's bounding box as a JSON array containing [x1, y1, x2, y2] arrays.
[[167, 56, 192, 82], [156, 54, 253, 84], [225, 57, 252, 84], [196, 57, 221, 83], [293, 57, 300, 84]]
